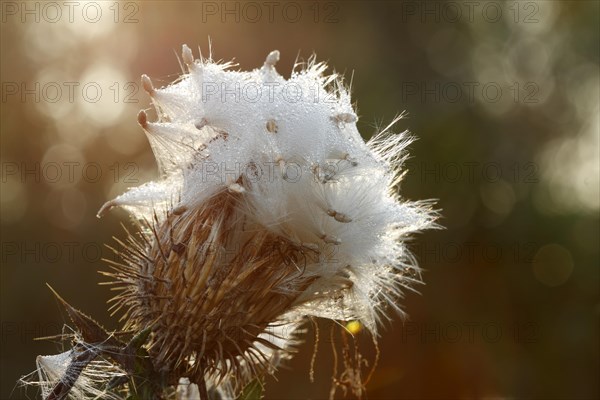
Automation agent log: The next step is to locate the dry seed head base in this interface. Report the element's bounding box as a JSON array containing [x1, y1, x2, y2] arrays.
[[99, 46, 437, 398]]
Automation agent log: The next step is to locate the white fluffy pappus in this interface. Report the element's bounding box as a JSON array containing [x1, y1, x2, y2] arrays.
[[20, 347, 125, 400], [98, 45, 438, 399]]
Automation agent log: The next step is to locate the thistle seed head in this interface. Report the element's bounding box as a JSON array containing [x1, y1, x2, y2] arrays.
[[100, 45, 437, 398]]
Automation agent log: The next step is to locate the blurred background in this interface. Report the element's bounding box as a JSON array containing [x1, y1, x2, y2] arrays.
[[1, 1, 598, 399]]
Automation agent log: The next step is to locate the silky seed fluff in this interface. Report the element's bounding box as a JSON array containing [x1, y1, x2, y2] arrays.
[[99, 45, 437, 399]]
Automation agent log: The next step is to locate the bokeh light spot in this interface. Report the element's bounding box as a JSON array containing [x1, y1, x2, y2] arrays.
[[532, 244, 574, 287]]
